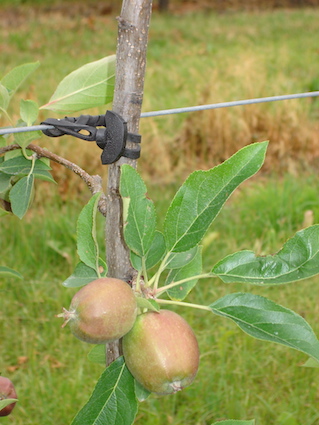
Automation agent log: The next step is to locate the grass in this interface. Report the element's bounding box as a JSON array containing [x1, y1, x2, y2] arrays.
[[1, 3, 319, 425]]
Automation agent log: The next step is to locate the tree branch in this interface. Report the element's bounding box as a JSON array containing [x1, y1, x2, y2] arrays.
[[105, 0, 153, 365], [0, 143, 108, 216]]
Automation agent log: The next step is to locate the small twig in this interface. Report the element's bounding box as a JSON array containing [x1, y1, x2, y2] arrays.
[[0, 143, 108, 216]]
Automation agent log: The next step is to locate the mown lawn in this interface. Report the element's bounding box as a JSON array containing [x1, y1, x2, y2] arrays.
[[1, 4, 319, 425]]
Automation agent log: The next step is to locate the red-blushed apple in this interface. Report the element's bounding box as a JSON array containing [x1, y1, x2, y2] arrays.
[[0, 377, 17, 417], [57, 277, 137, 344], [122, 309, 199, 395]]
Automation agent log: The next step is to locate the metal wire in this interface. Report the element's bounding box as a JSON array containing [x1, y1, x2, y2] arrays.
[[0, 91, 318, 136]]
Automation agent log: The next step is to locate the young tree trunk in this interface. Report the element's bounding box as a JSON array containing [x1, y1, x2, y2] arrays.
[[105, 0, 153, 365]]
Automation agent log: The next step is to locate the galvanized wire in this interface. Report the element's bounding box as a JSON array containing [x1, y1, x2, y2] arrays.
[[0, 91, 318, 136]]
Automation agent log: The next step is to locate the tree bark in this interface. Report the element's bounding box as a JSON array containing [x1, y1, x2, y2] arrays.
[[105, 0, 153, 365]]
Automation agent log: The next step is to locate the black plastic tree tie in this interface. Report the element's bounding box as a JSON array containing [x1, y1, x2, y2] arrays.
[[41, 110, 141, 164]]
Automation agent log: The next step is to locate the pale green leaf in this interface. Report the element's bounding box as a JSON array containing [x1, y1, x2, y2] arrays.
[[0, 136, 6, 147], [165, 245, 199, 269], [9, 174, 34, 219], [33, 169, 56, 183], [0, 399, 18, 411], [87, 344, 106, 365], [134, 380, 151, 402], [164, 142, 268, 253], [0, 208, 9, 217], [135, 296, 160, 312], [130, 231, 166, 271], [166, 246, 202, 300], [62, 260, 107, 288], [120, 164, 157, 257], [302, 357, 319, 368], [210, 292, 319, 362], [71, 356, 138, 425], [14, 130, 42, 149], [0, 266, 23, 279], [76, 193, 101, 272], [20, 99, 39, 126], [0, 156, 50, 175], [0, 83, 9, 110], [1, 62, 40, 97], [212, 225, 319, 284], [41, 55, 115, 112]]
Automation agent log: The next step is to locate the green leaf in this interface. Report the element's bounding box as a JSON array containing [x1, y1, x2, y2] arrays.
[[166, 246, 202, 300], [70, 356, 138, 425], [0, 208, 9, 217], [41, 55, 115, 112], [211, 421, 255, 425], [210, 292, 319, 362], [76, 193, 101, 272], [9, 174, 34, 219], [165, 245, 199, 269], [0, 156, 50, 175], [20, 99, 39, 126], [212, 225, 319, 285], [62, 260, 107, 288], [134, 380, 151, 402], [14, 130, 43, 149], [33, 169, 56, 184], [0, 266, 23, 279], [0, 83, 10, 110], [302, 357, 319, 368], [120, 165, 157, 257], [130, 231, 166, 271], [164, 141, 268, 253], [135, 296, 160, 312], [87, 344, 106, 365], [1, 62, 40, 97], [0, 172, 12, 192], [0, 399, 18, 411]]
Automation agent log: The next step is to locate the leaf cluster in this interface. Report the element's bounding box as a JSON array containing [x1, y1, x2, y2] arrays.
[[63, 141, 319, 425]]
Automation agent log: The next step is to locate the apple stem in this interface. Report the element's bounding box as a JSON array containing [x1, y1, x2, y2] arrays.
[[156, 298, 211, 312]]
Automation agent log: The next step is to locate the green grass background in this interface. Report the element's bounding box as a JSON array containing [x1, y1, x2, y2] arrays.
[[1, 3, 319, 425]]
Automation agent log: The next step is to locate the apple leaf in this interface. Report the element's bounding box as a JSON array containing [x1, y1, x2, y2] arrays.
[[70, 356, 138, 425], [164, 141, 268, 253], [14, 130, 42, 149], [41, 55, 115, 112], [134, 380, 151, 402], [120, 164, 156, 257], [62, 260, 107, 288], [212, 225, 319, 284], [210, 292, 319, 362], [87, 344, 106, 365], [9, 174, 34, 219], [20, 99, 39, 126], [0, 83, 9, 110], [1, 62, 40, 97], [76, 193, 101, 273], [0, 172, 12, 192], [166, 246, 202, 300], [0, 156, 51, 175], [0, 399, 18, 411], [165, 245, 199, 269], [135, 296, 160, 312], [130, 231, 166, 271]]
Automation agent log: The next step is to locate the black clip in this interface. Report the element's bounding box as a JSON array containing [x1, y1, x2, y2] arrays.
[[41, 111, 141, 164]]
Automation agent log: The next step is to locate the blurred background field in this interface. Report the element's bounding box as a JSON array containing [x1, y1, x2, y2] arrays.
[[1, 1, 319, 424]]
